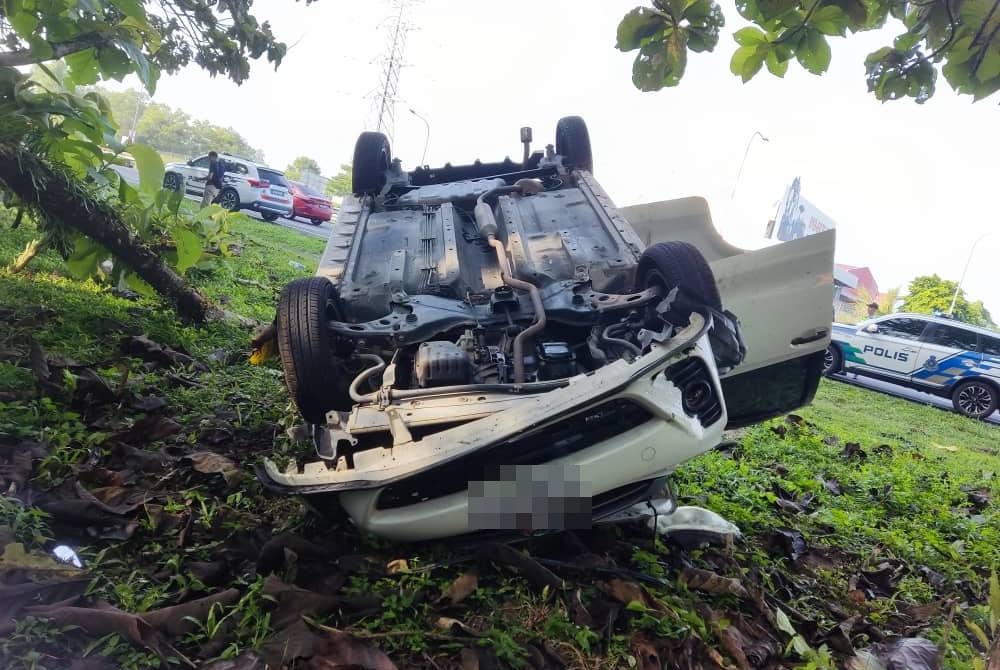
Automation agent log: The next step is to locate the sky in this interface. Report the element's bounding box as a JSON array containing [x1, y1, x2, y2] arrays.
[[137, 0, 999, 316]]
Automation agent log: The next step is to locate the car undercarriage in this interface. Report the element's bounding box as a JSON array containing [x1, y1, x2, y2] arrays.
[[253, 116, 835, 541]]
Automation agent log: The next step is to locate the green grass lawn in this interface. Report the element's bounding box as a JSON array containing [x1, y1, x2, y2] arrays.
[[1, 213, 998, 669]]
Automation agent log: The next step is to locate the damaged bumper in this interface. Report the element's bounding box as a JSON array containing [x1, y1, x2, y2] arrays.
[[259, 313, 730, 541]]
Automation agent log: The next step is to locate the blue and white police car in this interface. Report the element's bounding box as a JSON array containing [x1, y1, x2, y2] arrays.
[[824, 313, 1000, 419]]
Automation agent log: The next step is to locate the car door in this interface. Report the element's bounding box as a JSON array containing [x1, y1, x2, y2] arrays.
[[185, 155, 210, 196], [849, 316, 929, 379], [910, 322, 982, 389]]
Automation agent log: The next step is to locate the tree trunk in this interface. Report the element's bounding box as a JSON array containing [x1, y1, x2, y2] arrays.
[[0, 144, 214, 322]]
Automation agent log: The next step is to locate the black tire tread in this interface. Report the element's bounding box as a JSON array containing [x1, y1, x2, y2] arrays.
[[950, 379, 998, 419], [636, 241, 722, 311], [352, 131, 391, 195], [219, 188, 240, 212], [277, 277, 345, 423], [823, 344, 843, 377], [555, 116, 594, 174]]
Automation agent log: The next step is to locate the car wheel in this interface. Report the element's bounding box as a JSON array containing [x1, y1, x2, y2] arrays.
[[262, 212, 280, 222], [635, 241, 723, 321], [352, 131, 392, 195], [310, 218, 323, 226], [163, 172, 182, 191], [555, 116, 594, 174], [217, 188, 240, 212], [951, 380, 998, 419], [822, 344, 842, 376], [276, 278, 352, 424]]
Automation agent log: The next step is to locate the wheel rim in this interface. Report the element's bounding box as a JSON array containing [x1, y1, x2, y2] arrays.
[[165, 174, 179, 190], [219, 191, 238, 210], [958, 384, 993, 415], [823, 347, 835, 372]]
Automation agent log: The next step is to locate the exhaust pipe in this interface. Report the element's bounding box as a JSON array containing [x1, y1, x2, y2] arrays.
[[475, 184, 546, 384]]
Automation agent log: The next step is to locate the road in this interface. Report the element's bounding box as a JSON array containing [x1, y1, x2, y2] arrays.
[[110, 164, 331, 240], [829, 372, 1000, 426]]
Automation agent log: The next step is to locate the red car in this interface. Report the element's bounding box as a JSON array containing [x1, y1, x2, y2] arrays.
[[287, 181, 334, 225]]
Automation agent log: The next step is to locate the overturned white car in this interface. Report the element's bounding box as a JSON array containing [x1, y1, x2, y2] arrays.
[[256, 117, 836, 541]]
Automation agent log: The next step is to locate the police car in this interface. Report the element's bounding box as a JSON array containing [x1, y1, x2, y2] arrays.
[[825, 313, 1000, 419]]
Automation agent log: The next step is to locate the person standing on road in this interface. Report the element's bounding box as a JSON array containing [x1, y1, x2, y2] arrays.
[[867, 302, 879, 319], [200, 151, 225, 208]]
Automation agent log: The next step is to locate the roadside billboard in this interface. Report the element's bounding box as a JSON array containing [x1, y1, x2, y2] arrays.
[[765, 177, 836, 242]]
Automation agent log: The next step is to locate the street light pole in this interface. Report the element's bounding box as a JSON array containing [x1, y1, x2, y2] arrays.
[[948, 232, 992, 316], [730, 131, 769, 201], [409, 108, 430, 166]]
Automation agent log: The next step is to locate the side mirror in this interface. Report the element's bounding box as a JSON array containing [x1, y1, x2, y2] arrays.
[[187, 160, 194, 166], [864, 324, 879, 334]]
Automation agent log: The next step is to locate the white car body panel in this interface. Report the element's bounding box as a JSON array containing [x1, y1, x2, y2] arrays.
[[622, 196, 835, 376]]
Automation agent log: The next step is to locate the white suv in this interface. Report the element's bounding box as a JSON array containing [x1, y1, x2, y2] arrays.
[[163, 153, 293, 221], [826, 313, 1000, 419]]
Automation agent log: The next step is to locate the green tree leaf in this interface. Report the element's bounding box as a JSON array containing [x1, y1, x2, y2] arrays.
[[66, 236, 107, 279], [976, 47, 1000, 84], [617, 7, 667, 51], [765, 48, 789, 76], [811, 6, 849, 36], [797, 30, 832, 74], [108, 0, 146, 20], [127, 142, 164, 195], [172, 228, 202, 274], [733, 26, 767, 46], [731, 45, 766, 81]]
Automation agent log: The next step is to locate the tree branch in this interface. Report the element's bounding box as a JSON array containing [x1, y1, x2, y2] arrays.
[[0, 32, 111, 67]]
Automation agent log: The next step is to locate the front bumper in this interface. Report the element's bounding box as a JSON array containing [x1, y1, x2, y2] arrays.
[[259, 313, 729, 541]]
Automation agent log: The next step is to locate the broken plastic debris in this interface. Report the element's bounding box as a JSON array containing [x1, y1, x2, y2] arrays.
[[52, 545, 83, 568], [600, 499, 740, 544]]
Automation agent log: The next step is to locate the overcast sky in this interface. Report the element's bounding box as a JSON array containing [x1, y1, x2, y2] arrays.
[[142, 0, 999, 317]]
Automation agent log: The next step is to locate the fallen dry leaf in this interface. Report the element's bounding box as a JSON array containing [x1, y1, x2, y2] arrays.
[[142, 588, 241, 636], [436, 616, 481, 637], [262, 575, 342, 630], [597, 579, 677, 618], [632, 634, 661, 670], [864, 637, 941, 670], [680, 567, 750, 599], [308, 629, 398, 670], [0, 440, 47, 493], [187, 451, 242, 485], [23, 602, 162, 652], [438, 570, 478, 605], [386, 558, 409, 574]]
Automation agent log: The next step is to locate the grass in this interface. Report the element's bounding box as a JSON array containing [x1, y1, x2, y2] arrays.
[[1, 209, 998, 669]]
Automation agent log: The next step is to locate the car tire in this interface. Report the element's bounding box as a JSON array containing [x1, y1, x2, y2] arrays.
[[217, 188, 240, 212], [163, 172, 182, 191], [310, 218, 323, 226], [822, 344, 842, 376], [555, 116, 594, 174], [262, 212, 280, 222], [276, 277, 352, 424], [951, 379, 998, 419], [635, 241, 723, 319], [352, 131, 392, 195]]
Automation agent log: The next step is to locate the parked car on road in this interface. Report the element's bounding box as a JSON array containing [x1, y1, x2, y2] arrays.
[[252, 116, 836, 541], [162, 153, 293, 221], [825, 313, 1000, 419], [287, 181, 334, 225]]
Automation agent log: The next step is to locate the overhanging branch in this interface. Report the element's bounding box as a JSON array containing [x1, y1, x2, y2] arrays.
[[0, 32, 111, 67]]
